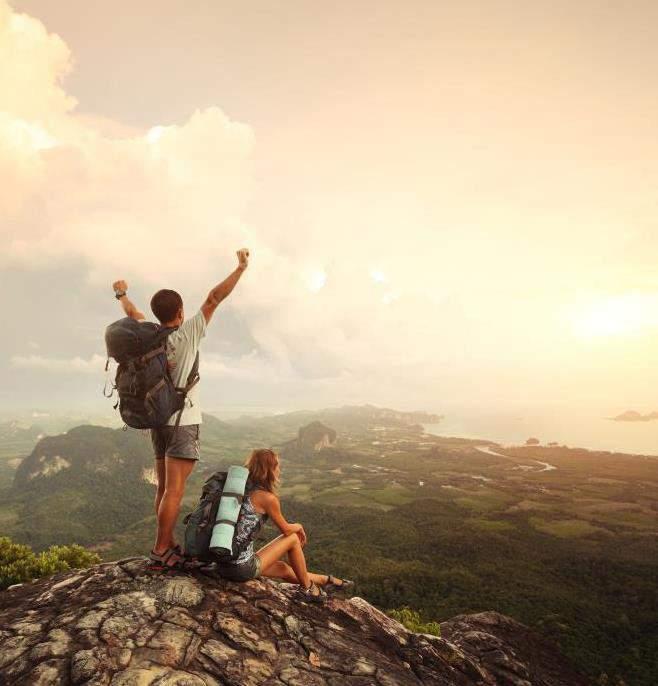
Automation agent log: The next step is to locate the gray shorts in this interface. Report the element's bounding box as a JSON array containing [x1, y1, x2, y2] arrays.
[[151, 424, 200, 461], [216, 555, 262, 582]]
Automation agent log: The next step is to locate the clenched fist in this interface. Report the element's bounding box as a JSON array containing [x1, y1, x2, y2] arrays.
[[112, 280, 128, 292], [237, 248, 250, 271]]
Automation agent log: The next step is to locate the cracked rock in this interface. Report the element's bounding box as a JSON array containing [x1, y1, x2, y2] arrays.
[[0, 557, 588, 686]]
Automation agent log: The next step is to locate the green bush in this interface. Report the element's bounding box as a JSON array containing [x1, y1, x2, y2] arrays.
[[387, 606, 441, 637], [0, 536, 100, 590]]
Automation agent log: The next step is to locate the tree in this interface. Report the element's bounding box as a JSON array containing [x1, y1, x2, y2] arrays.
[[0, 536, 100, 590], [387, 606, 441, 636]]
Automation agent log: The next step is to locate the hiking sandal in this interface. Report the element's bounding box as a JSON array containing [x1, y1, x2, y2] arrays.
[[324, 575, 355, 594], [164, 543, 203, 570], [296, 581, 327, 604], [147, 546, 186, 572]]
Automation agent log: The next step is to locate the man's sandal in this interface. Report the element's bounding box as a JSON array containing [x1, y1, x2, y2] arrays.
[[147, 546, 186, 572], [296, 581, 327, 604], [324, 575, 355, 593]]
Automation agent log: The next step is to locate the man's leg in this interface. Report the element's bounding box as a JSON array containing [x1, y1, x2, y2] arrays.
[[150, 429, 167, 516], [153, 455, 195, 554], [154, 457, 166, 515]]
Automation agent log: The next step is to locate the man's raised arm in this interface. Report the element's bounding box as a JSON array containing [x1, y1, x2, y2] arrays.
[[201, 248, 249, 324], [112, 280, 145, 321]]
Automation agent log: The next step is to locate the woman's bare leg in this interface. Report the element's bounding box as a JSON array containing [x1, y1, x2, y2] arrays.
[[256, 534, 336, 587], [259, 560, 297, 582], [260, 559, 329, 586], [256, 533, 309, 586]]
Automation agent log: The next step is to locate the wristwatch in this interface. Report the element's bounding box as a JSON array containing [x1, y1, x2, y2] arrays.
[[114, 289, 127, 299]]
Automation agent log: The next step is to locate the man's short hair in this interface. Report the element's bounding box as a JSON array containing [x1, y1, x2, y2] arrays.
[[151, 289, 183, 323]]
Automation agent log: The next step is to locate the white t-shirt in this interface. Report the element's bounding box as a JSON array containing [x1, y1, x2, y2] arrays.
[[164, 310, 207, 426]]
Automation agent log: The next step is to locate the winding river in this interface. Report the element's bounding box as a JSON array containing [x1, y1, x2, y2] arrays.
[[475, 445, 557, 472]]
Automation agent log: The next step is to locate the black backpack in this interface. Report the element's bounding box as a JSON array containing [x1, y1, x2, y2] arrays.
[[183, 471, 247, 563], [104, 317, 199, 430]]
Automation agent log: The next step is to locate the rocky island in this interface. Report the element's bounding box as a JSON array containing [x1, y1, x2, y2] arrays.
[[611, 410, 658, 422]]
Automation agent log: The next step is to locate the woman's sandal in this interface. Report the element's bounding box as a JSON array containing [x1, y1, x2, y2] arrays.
[[324, 575, 355, 593], [296, 580, 327, 604], [147, 546, 187, 573]]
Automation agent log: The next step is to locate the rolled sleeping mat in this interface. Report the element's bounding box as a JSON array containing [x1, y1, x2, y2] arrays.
[[209, 465, 249, 556]]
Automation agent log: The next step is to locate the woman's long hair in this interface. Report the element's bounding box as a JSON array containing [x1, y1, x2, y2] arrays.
[[245, 448, 280, 493]]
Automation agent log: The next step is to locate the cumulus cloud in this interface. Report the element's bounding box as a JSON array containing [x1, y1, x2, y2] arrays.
[[0, 0, 445, 407], [0, 2, 254, 288], [3, 0, 656, 414], [11, 354, 108, 374]]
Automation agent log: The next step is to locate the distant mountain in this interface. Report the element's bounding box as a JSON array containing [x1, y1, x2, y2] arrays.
[[281, 421, 337, 456], [13, 425, 152, 487], [611, 410, 658, 422], [199, 412, 246, 441], [227, 404, 442, 435], [11, 425, 154, 549], [319, 404, 442, 426], [0, 420, 45, 443]]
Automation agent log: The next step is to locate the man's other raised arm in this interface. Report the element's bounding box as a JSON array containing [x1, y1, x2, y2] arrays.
[[112, 280, 145, 321], [200, 248, 249, 324]]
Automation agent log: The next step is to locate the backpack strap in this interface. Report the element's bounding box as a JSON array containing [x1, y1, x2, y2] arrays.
[[185, 351, 200, 388], [170, 355, 201, 435], [140, 345, 166, 364]]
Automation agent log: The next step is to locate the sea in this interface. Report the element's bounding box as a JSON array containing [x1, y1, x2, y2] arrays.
[[422, 410, 658, 457]]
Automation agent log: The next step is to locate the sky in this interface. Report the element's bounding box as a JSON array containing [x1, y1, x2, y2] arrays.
[[1, 0, 657, 418]]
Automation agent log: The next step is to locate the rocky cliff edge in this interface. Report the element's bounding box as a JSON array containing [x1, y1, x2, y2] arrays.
[[0, 557, 589, 686]]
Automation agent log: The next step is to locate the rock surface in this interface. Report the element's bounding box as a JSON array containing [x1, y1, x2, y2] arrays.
[[0, 558, 589, 685]]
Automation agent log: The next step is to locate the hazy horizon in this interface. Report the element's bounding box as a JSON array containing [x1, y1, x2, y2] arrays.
[[2, 1, 658, 418]]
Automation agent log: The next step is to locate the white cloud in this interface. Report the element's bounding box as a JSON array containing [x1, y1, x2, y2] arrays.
[[2, 0, 657, 414], [0, 2, 254, 288], [0, 0, 443, 406], [11, 354, 108, 374]]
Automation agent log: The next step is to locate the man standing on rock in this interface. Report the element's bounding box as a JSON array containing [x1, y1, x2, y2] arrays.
[[112, 248, 250, 570]]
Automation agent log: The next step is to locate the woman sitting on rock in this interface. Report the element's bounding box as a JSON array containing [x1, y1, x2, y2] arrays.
[[215, 448, 353, 602]]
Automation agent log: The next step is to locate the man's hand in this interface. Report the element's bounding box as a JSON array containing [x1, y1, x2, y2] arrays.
[[201, 248, 250, 324], [112, 279, 145, 321], [237, 248, 249, 271]]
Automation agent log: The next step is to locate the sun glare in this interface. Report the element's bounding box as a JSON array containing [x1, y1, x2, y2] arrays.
[[8, 119, 58, 150], [570, 294, 658, 339], [369, 268, 387, 283], [303, 268, 327, 292], [146, 125, 168, 144]]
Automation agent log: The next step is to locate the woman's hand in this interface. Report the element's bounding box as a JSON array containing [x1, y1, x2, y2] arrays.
[[288, 522, 307, 547]]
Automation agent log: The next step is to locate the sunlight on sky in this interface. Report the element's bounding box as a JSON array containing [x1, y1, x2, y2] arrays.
[[3, 0, 658, 411], [146, 125, 167, 144], [369, 269, 387, 283], [7, 118, 58, 150], [569, 294, 658, 340], [303, 268, 327, 292]]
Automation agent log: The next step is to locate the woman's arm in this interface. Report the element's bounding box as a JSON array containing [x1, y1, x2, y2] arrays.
[[261, 492, 307, 544]]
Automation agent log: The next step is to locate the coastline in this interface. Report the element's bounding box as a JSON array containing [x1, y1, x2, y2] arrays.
[[422, 413, 658, 458]]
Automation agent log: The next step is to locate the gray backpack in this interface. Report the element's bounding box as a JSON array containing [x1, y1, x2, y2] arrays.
[[104, 317, 199, 430]]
